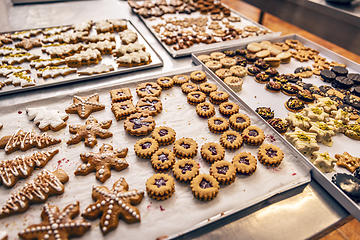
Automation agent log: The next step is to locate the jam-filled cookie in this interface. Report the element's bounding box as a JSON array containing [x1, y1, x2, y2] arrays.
[[173, 74, 189, 85], [111, 100, 137, 121], [258, 144, 284, 166], [232, 152, 257, 174], [209, 90, 229, 105], [208, 116, 229, 133], [136, 96, 162, 116], [173, 137, 198, 159], [219, 102, 240, 118], [199, 82, 217, 95], [157, 77, 174, 89], [229, 113, 251, 131], [200, 142, 225, 163], [190, 70, 207, 83], [181, 82, 198, 94], [109, 87, 132, 102], [285, 97, 305, 112], [146, 173, 175, 200], [136, 82, 162, 98], [151, 148, 175, 172], [220, 130, 243, 150], [187, 91, 206, 105], [242, 126, 265, 146], [172, 158, 199, 183], [124, 112, 156, 136], [151, 126, 176, 146], [255, 107, 274, 120], [134, 137, 159, 158], [196, 102, 216, 118], [210, 160, 236, 185], [190, 174, 220, 201]]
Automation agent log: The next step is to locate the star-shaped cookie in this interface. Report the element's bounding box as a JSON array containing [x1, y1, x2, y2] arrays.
[[75, 143, 129, 183], [335, 152, 360, 173], [66, 116, 112, 147], [65, 93, 105, 119]]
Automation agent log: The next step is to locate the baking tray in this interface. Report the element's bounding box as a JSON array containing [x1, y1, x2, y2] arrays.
[[0, 20, 163, 96], [136, 3, 281, 58], [0, 65, 310, 239], [192, 34, 360, 221]]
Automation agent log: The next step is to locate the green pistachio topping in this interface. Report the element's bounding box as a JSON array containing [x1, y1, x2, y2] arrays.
[[311, 107, 322, 115], [297, 133, 310, 142], [318, 122, 330, 130], [320, 153, 330, 160]]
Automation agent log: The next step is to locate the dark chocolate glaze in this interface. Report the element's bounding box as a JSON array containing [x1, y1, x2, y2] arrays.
[[332, 173, 360, 202]]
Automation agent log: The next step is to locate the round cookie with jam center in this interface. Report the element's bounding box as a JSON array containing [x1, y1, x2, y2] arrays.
[[208, 116, 229, 133], [136, 82, 162, 98], [200, 142, 225, 163], [285, 97, 305, 112], [232, 152, 257, 175], [210, 90, 229, 105], [157, 77, 174, 89], [187, 91, 206, 105], [124, 112, 156, 136], [242, 126, 265, 146], [173, 137, 198, 159], [219, 102, 240, 118], [151, 126, 176, 146], [173, 74, 190, 86], [196, 102, 215, 118], [146, 173, 175, 200], [181, 82, 198, 94], [210, 160, 236, 185], [190, 70, 207, 83], [172, 158, 199, 183], [258, 144, 284, 166], [190, 174, 220, 201], [134, 137, 159, 159], [220, 130, 243, 150], [151, 148, 175, 172], [229, 113, 251, 131], [254, 73, 270, 84], [199, 82, 217, 95]]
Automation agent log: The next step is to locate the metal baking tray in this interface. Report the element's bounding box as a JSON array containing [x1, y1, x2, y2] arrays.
[[136, 3, 281, 58], [0, 65, 310, 239], [192, 34, 360, 221], [0, 20, 163, 96]]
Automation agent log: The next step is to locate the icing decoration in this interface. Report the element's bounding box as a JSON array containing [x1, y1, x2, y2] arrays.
[[335, 152, 360, 173], [0, 46, 26, 56], [26, 107, 69, 131], [118, 29, 138, 45], [14, 38, 42, 50], [0, 169, 69, 219], [36, 66, 77, 79], [0, 149, 59, 188], [85, 40, 116, 54], [78, 64, 114, 75], [83, 32, 115, 43], [309, 97, 338, 113], [29, 58, 66, 69], [65, 48, 102, 67], [75, 143, 128, 183], [0, 64, 31, 77], [11, 31, 31, 40], [107, 19, 127, 32], [1, 53, 40, 65], [309, 122, 336, 147], [58, 31, 88, 44], [330, 109, 350, 124], [94, 20, 114, 33], [66, 116, 112, 148], [43, 26, 71, 36], [112, 42, 146, 57], [19, 202, 91, 240], [285, 112, 311, 131], [0, 34, 12, 46], [116, 51, 151, 66], [5, 71, 36, 87], [42, 43, 84, 58], [82, 177, 144, 235], [73, 20, 93, 32], [311, 151, 337, 173], [65, 93, 105, 119], [284, 127, 319, 155], [303, 107, 329, 122]]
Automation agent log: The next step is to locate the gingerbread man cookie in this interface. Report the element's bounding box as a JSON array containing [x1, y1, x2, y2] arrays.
[[75, 143, 128, 183], [65, 93, 105, 119]]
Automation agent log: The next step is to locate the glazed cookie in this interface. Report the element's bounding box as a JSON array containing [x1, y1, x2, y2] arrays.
[[210, 160, 236, 185], [146, 173, 175, 200], [242, 126, 265, 146], [196, 102, 216, 118], [297, 89, 315, 104], [187, 91, 206, 105], [111, 100, 137, 121], [205, 60, 222, 72], [258, 144, 284, 167], [265, 80, 281, 93], [124, 112, 156, 136], [232, 152, 257, 174], [281, 83, 299, 96], [312, 151, 337, 173], [220, 57, 237, 68], [284, 127, 319, 155], [208, 116, 229, 133], [136, 82, 162, 98], [220, 130, 243, 150], [345, 124, 360, 140], [157, 77, 174, 89], [181, 82, 198, 94], [285, 97, 305, 113], [255, 107, 274, 120], [230, 65, 247, 78], [173, 137, 198, 158], [134, 137, 159, 158], [136, 96, 162, 116], [200, 142, 225, 163], [65, 93, 105, 119], [26, 107, 69, 132], [229, 113, 251, 131], [151, 126, 176, 146], [247, 66, 261, 76], [190, 70, 207, 83], [224, 76, 243, 92], [219, 102, 240, 117], [172, 158, 199, 183], [190, 174, 220, 201], [209, 91, 229, 105], [151, 148, 175, 172], [199, 82, 217, 95], [254, 73, 270, 84]]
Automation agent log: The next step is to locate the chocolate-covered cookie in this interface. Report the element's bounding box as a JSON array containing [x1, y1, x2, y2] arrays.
[[320, 69, 336, 83], [331, 66, 348, 76], [284, 73, 302, 83], [265, 67, 279, 77], [332, 76, 354, 90], [348, 73, 360, 85], [352, 86, 360, 97], [332, 173, 360, 202], [254, 59, 269, 70], [247, 66, 261, 76], [344, 95, 360, 110]]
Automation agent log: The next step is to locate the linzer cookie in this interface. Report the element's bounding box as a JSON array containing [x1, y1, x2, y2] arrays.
[[199, 82, 217, 95], [242, 126, 265, 146], [82, 177, 144, 235], [65, 93, 105, 119], [200, 142, 225, 163], [172, 158, 199, 183], [181, 82, 198, 94], [187, 91, 206, 105], [109, 87, 132, 102], [157, 77, 174, 89], [173, 74, 189, 85], [220, 130, 243, 150], [210, 160, 236, 185], [258, 144, 284, 167], [67, 116, 113, 148], [75, 143, 128, 183], [111, 100, 137, 121], [124, 112, 156, 136], [232, 152, 257, 174], [0, 169, 68, 219], [136, 96, 162, 116], [146, 173, 175, 200], [208, 116, 229, 133], [134, 137, 159, 159], [173, 137, 198, 159], [151, 148, 175, 172], [209, 91, 229, 105], [136, 82, 161, 98], [190, 70, 207, 83], [219, 102, 240, 118], [190, 174, 219, 201], [151, 126, 176, 146], [229, 113, 251, 131], [0, 129, 61, 154], [196, 102, 215, 118]]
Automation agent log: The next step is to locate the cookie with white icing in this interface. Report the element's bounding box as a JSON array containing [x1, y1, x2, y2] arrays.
[[0, 64, 31, 77], [311, 151, 337, 173], [78, 64, 115, 75], [30, 58, 66, 69], [0, 46, 26, 56], [65, 48, 102, 67], [119, 29, 138, 45], [42, 43, 84, 58], [284, 127, 319, 155], [36, 66, 77, 79], [83, 32, 116, 43], [112, 42, 146, 57], [1, 53, 40, 65], [5, 71, 36, 87], [26, 107, 69, 131], [85, 40, 116, 54], [116, 51, 151, 67], [65, 93, 105, 119]]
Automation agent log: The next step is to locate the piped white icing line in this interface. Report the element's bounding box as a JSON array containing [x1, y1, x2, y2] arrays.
[[43, 26, 71, 36], [26, 107, 68, 130], [84, 40, 116, 53], [36, 66, 77, 78]]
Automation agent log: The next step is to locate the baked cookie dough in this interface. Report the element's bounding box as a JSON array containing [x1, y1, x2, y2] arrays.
[[210, 160, 236, 185], [173, 137, 198, 158], [258, 144, 284, 166], [229, 113, 251, 131], [172, 158, 199, 183], [242, 126, 265, 146], [173, 74, 190, 85], [208, 116, 229, 133], [151, 126, 176, 146], [219, 102, 240, 118], [200, 142, 225, 163], [146, 173, 175, 200], [196, 102, 216, 118], [209, 90, 229, 105], [220, 130, 243, 150], [151, 148, 176, 172], [190, 70, 207, 83], [181, 82, 198, 94], [199, 82, 217, 95], [190, 174, 220, 201], [124, 112, 156, 136], [232, 152, 257, 174], [134, 137, 159, 158], [187, 91, 206, 105], [136, 82, 162, 98], [157, 76, 174, 89]]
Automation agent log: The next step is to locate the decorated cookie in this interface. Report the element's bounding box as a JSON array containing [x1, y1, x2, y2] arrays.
[[172, 158, 199, 183], [134, 137, 159, 159], [181, 82, 198, 94], [173, 137, 198, 159], [157, 77, 174, 89], [1, 53, 40, 65], [15, 38, 42, 50], [219, 102, 240, 118], [284, 127, 319, 155], [82, 177, 144, 235], [309, 122, 336, 146], [335, 152, 360, 173], [65, 49, 102, 67], [67, 116, 113, 148], [267, 118, 289, 135], [200, 142, 225, 163], [0, 64, 30, 77], [232, 152, 257, 174], [196, 102, 215, 118], [30, 58, 66, 69], [18, 202, 91, 240], [151, 148, 175, 172], [311, 151, 337, 173], [26, 107, 69, 131], [0, 46, 26, 56], [258, 144, 284, 167], [5, 71, 36, 87], [75, 143, 128, 183], [136, 82, 161, 98], [151, 126, 176, 146], [285, 97, 305, 113], [210, 160, 236, 185], [303, 107, 329, 122], [190, 70, 207, 84], [124, 112, 156, 136], [146, 173, 175, 200], [255, 107, 274, 120], [42, 43, 83, 58], [172, 74, 189, 85], [220, 130, 243, 150], [332, 173, 360, 202], [136, 96, 162, 116], [116, 51, 152, 67], [65, 93, 105, 119], [286, 112, 311, 131], [0, 169, 68, 219], [83, 32, 115, 43], [209, 91, 229, 105], [109, 87, 132, 102], [113, 42, 146, 57], [242, 126, 265, 146], [208, 116, 229, 134], [187, 91, 206, 105], [85, 40, 116, 54], [119, 29, 138, 45], [78, 64, 115, 75], [345, 124, 360, 140], [190, 174, 220, 201], [111, 100, 137, 121]]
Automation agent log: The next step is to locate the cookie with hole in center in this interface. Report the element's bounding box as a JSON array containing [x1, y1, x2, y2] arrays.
[[242, 126, 265, 146], [151, 148, 175, 172], [199, 82, 217, 95], [220, 130, 243, 150], [258, 144, 284, 166], [157, 77, 174, 89], [172, 158, 199, 183], [173, 74, 189, 85], [196, 102, 215, 118], [210, 160, 236, 185], [219, 102, 240, 118], [187, 91, 206, 105], [190, 174, 220, 201], [181, 82, 198, 94], [146, 173, 175, 200], [232, 152, 257, 174], [209, 90, 229, 105], [208, 116, 229, 133], [124, 112, 156, 136], [173, 137, 198, 158], [229, 113, 251, 131], [200, 142, 225, 163], [134, 137, 159, 159], [190, 70, 207, 83], [151, 126, 176, 146]]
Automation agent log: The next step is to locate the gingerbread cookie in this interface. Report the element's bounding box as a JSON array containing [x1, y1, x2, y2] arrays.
[[335, 152, 360, 173], [67, 116, 113, 148], [82, 177, 144, 235], [1, 53, 40, 65], [146, 173, 175, 200], [157, 77, 174, 89], [78, 64, 115, 75], [29, 58, 66, 69], [151, 126, 176, 146], [36, 66, 77, 79], [111, 100, 137, 121], [242, 126, 265, 146], [196, 102, 216, 118], [200, 142, 225, 163], [190, 174, 219, 201], [172, 74, 189, 85], [173, 137, 198, 159], [258, 144, 284, 167], [15, 38, 42, 50], [65, 93, 105, 119], [172, 158, 199, 183], [232, 152, 257, 174], [109, 87, 132, 102], [151, 148, 175, 172], [136, 82, 161, 98], [209, 91, 229, 105], [124, 112, 156, 136], [210, 160, 236, 185], [26, 107, 69, 131], [116, 51, 152, 67], [65, 49, 102, 67], [5, 71, 36, 87], [136, 96, 162, 116], [113, 42, 145, 57]]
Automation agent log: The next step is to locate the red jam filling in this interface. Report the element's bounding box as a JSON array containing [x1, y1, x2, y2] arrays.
[[140, 99, 158, 111], [140, 84, 156, 94], [180, 143, 190, 149], [248, 130, 258, 137], [193, 94, 200, 98], [227, 135, 237, 143], [239, 157, 250, 165], [209, 146, 217, 155], [236, 117, 245, 123], [141, 142, 152, 149], [159, 129, 168, 136], [130, 116, 150, 129], [199, 179, 212, 189], [158, 153, 169, 162], [214, 120, 223, 125], [180, 164, 193, 174], [120, 105, 128, 110], [266, 148, 278, 158], [201, 105, 210, 111], [155, 178, 168, 188], [217, 93, 223, 97], [217, 166, 229, 175], [224, 105, 233, 110]]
